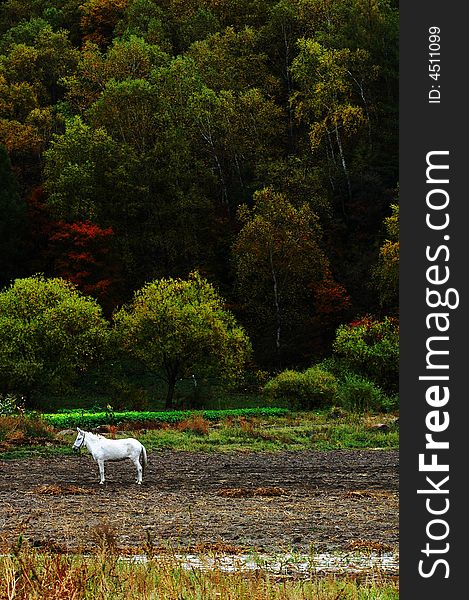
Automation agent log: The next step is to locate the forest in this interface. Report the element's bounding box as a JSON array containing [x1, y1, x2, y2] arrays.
[[0, 0, 399, 408]]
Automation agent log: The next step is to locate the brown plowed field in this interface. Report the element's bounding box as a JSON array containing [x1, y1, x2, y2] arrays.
[[0, 450, 398, 554]]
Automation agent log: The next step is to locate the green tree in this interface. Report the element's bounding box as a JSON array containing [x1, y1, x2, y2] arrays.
[[187, 84, 285, 211], [0, 25, 79, 104], [63, 35, 170, 112], [43, 115, 124, 222], [373, 202, 399, 310], [186, 26, 278, 94], [113, 272, 252, 408], [0, 275, 110, 404], [233, 187, 329, 365], [291, 39, 372, 206], [114, 0, 172, 51]]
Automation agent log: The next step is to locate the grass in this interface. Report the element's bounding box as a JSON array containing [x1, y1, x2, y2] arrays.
[[0, 542, 399, 599], [40, 407, 290, 430], [139, 412, 398, 453], [0, 410, 398, 458]]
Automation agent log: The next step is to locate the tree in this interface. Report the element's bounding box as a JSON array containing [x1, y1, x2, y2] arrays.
[[0, 25, 79, 104], [373, 201, 399, 310], [113, 272, 251, 408], [233, 187, 330, 365], [43, 115, 124, 222], [0, 275, 110, 404], [79, 0, 129, 47], [186, 26, 278, 94], [114, 0, 172, 51], [48, 220, 121, 314], [291, 39, 372, 207], [186, 84, 285, 212], [63, 35, 170, 112], [0, 145, 27, 287], [44, 88, 214, 289]]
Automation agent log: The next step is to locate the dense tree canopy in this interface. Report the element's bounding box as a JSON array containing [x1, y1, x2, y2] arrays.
[[234, 187, 329, 365], [114, 272, 251, 408], [0, 145, 26, 287], [0, 0, 398, 372], [0, 275, 109, 403]]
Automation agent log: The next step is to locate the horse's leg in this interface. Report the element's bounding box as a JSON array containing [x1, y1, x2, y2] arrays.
[[98, 459, 105, 484], [132, 456, 142, 484]]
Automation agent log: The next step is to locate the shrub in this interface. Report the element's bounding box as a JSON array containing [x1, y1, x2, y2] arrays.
[[0, 412, 55, 446], [336, 374, 388, 413], [176, 414, 210, 435], [302, 367, 338, 409], [264, 370, 304, 407], [333, 316, 399, 393], [316, 357, 353, 380], [0, 393, 25, 415], [264, 366, 338, 409]]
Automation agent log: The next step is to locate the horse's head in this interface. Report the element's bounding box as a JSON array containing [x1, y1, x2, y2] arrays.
[[72, 428, 86, 452]]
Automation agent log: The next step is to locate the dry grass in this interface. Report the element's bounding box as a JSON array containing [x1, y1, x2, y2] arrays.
[[344, 540, 395, 553], [345, 490, 396, 500], [29, 484, 96, 496], [0, 541, 399, 599], [217, 487, 289, 498], [0, 414, 60, 452], [176, 414, 210, 435]]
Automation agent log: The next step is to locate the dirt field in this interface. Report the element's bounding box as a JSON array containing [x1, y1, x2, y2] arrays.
[[0, 449, 398, 555]]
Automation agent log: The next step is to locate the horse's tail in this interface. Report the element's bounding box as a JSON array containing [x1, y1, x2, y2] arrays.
[[140, 444, 148, 476]]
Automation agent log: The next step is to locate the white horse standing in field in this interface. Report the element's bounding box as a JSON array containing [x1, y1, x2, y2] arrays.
[[72, 428, 148, 485]]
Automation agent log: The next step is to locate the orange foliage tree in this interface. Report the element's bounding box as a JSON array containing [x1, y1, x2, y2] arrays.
[[80, 0, 130, 46], [48, 220, 121, 313]]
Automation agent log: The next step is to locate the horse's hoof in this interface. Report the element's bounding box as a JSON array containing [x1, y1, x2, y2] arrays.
[[99, 482, 104, 485]]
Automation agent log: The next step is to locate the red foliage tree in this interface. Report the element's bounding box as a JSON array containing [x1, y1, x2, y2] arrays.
[[311, 269, 351, 328], [24, 187, 121, 313], [48, 220, 121, 313]]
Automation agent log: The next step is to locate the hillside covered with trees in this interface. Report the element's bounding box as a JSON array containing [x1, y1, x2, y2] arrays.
[[0, 0, 399, 407]]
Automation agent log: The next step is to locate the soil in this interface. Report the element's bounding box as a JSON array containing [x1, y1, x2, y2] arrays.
[[0, 450, 398, 555]]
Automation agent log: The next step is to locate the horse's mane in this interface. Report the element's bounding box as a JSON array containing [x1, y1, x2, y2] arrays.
[[85, 430, 105, 439]]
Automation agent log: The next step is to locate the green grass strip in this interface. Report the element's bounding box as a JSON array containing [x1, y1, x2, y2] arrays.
[[42, 407, 290, 429]]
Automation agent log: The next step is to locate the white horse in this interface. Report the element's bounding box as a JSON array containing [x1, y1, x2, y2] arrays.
[[72, 428, 148, 485]]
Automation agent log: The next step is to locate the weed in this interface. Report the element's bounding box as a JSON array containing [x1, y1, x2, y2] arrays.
[[176, 414, 210, 435], [0, 413, 57, 451], [0, 543, 400, 599], [90, 521, 119, 555]]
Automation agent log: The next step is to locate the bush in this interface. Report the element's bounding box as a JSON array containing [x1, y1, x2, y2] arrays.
[[336, 374, 390, 413], [333, 316, 399, 393], [316, 357, 353, 380], [176, 414, 210, 435], [264, 367, 338, 409], [0, 412, 55, 446], [0, 393, 25, 415]]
